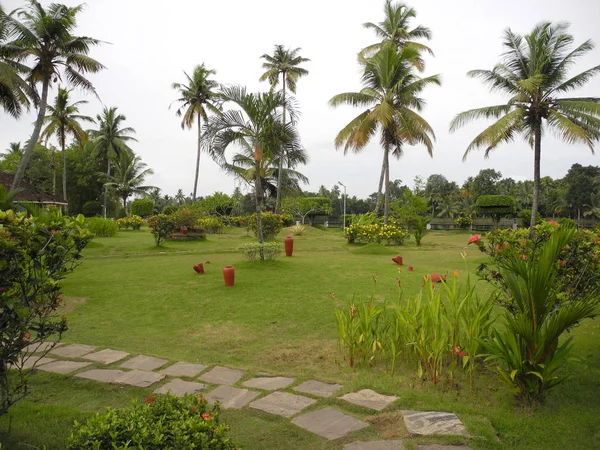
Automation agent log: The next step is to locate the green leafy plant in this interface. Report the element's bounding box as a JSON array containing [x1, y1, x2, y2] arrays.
[[475, 195, 516, 227], [238, 242, 283, 262], [67, 394, 237, 449], [149, 214, 173, 246], [82, 201, 103, 217], [196, 217, 225, 234], [131, 198, 154, 217], [344, 223, 410, 245], [115, 215, 144, 230], [249, 212, 283, 241], [85, 217, 118, 237], [454, 215, 473, 229], [290, 224, 306, 236]]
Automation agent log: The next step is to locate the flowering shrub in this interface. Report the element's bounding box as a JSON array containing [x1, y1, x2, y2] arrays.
[[454, 215, 473, 229], [249, 212, 284, 241], [67, 394, 237, 449], [171, 208, 203, 229], [238, 242, 283, 261], [228, 215, 250, 227], [196, 217, 225, 234], [345, 223, 410, 245], [149, 214, 173, 246], [115, 215, 144, 230], [280, 213, 294, 226]]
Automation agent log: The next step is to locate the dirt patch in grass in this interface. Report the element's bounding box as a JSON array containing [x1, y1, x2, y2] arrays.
[[257, 339, 339, 374], [57, 296, 86, 314], [366, 411, 408, 439]]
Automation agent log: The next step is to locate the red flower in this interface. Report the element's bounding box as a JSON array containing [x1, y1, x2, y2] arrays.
[[144, 395, 156, 405], [396, 278, 401, 287], [198, 397, 205, 404], [452, 346, 466, 357], [407, 266, 414, 272], [468, 234, 481, 244], [202, 413, 212, 420]]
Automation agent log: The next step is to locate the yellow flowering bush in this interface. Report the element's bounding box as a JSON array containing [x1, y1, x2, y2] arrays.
[[345, 223, 410, 245]]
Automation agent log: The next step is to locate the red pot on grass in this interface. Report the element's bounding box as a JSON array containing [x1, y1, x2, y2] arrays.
[[392, 256, 403, 266], [193, 263, 204, 274], [180, 226, 188, 235], [285, 236, 294, 257], [223, 266, 235, 286]]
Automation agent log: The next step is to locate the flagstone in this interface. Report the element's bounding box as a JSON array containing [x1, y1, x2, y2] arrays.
[[292, 407, 369, 440], [115, 370, 165, 388], [154, 378, 205, 397], [250, 391, 316, 418], [242, 376, 295, 390], [199, 366, 245, 385], [344, 440, 405, 450], [293, 380, 342, 397], [205, 385, 260, 409], [417, 445, 471, 450], [20, 356, 55, 370], [38, 360, 92, 374], [82, 349, 130, 365], [340, 389, 398, 411], [75, 369, 126, 383], [402, 410, 468, 436], [49, 344, 97, 358], [22, 342, 63, 354], [120, 354, 169, 371], [160, 362, 207, 377]]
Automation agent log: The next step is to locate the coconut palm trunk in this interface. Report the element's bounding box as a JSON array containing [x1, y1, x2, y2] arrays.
[[193, 114, 202, 200], [51, 147, 56, 196], [254, 147, 264, 251], [61, 137, 67, 207], [375, 153, 386, 215], [11, 80, 49, 192], [104, 160, 111, 218], [274, 80, 286, 213], [530, 123, 542, 237], [383, 146, 391, 224]]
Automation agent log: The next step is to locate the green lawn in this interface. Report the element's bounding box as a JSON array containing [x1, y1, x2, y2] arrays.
[[1, 227, 599, 449]]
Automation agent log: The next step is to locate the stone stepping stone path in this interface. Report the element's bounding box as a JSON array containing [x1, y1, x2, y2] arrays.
[[120, 354, 168, 371], [250, 391, 316, 418], [402, 410, 469, 436], [292, 407, 368, 440], [75, 369, 125, 383], [83, 349, 129, 365], [20, 356, 55, 370], [115, 370, 165, 388], [205, 385, 260, 409], [39, 360, 92, 374], [344, 441, 405, 450], [50, 344, 97, 358], [242, 376, 295, 390], [293, 380, 342, 397], [160, 362, 207, 377], [340, 389, 398, 411], [199, 366, 245, 385], [154, 378, 205, 397], [23, 342, 63, 353]]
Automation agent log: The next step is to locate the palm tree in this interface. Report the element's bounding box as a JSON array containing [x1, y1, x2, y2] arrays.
[[103, 150, 155, 212], [450, 22, 600, 236], [360, 0, 433, 69], [171, 64, 220, 200], [4, 142, 23, 156], [259, 45, 309, 213], [5, 0, 104, 192], [204, 86, 294, 249], [330, 44, 440, 223], [40, 87, 93, 204], [89, 107, 137, 218]]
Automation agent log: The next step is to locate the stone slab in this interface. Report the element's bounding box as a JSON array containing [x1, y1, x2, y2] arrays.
[[198, 366, 245, 385], [38, 360, 92, 374], [82, 349, 130, 365], [115, 370, 165, 388], [344, 441, 405, 450], [120, 355, 169, 371], [292, 407, 369, 440], [49, 344, 97, 358], [250, 391, 316, 418], [75, 369, 126, 383], [205, 385, 260, 409], [402, 410, 468, 436], [154, 378, 206, 397], [242, 376, 295, 390], [293, 380, 342, 397], [20, 356, 55, 370], [340, 389, 398, 411], [160, 362, 208, 378], [417, 446, 471, 450], [22, 342, 63, 354]]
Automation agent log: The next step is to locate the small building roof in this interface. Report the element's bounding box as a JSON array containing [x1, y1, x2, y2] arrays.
[[0, 172, 68, 205]]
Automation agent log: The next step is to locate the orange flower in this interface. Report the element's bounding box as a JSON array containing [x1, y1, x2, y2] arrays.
[[468, 234, 481, 244], [144, 395, 156, 405], [202, 413, 212, 420], [453, 270, 460, 279], [452, 346, 466, 357]]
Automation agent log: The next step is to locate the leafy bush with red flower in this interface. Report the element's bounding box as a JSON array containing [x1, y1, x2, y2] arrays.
[[249, 212, 284, 241], [149, 214, 173, 246]]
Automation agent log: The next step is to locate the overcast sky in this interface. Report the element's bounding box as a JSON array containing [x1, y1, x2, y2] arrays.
[[1, 0, 599, 198]]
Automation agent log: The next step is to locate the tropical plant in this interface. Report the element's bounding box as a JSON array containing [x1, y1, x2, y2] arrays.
[[171, 64, 221, 200], [330, 43, 440, 223], [40, 87, 93, 203], [5, 0, 104, 192], [450, 22, 600, 236], [89, 107, 137, 217], [238, 242, 283, 262], [260, 45, 310, 213], [85, 217, 117, 237], [103, 150, 155, 212]]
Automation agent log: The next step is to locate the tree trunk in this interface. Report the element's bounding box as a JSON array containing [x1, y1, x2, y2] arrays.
[[11, 79, 50, 192], [51, 148, 56, 196], [103, 160, 111, 218], [383, 147, 390, 224], [374, 152, 386, 215], [61, 130, 68, 212], [274, 77, 286, 214], [193, 114, 202, 200], [529, 123, 542, 238], [254, 145, 264, 252]]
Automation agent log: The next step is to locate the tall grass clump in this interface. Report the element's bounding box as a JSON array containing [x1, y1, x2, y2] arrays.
[[85, 217, 117, 237]]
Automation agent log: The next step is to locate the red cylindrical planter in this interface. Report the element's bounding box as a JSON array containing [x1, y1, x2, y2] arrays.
[[284, 236, 294, 257], [223, 266, 235, 286]]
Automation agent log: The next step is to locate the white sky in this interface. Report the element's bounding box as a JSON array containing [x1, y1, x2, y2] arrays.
[[1, 0, 599, 198]]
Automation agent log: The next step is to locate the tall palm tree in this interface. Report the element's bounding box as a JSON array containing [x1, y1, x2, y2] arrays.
[[40, 87, 93, 204], [89, 107, 137, 218], [5, 0, 104, 193], [259, 45, 309, 213], [204, 86, 295, 249], [171, 64, 220, 200], [103, 150, 155, 212], [450, 22, 600, 236], [360, 0, 433, 69], [330, 44, 440, 223]]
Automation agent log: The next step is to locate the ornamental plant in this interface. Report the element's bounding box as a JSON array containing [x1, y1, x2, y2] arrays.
[[196, 217, 225, 234], [238, 242, 283, 262], [344, 223, 410, 245], [67, 394, 237, 449], [115, 215, 144, 230], [454, 215, 473, 229], [0, 209, 93, 416], [149, 214, 173, 246], [249, 212, 283, 241], [85, 217, 117, 237], [131, 198, 154, 217]]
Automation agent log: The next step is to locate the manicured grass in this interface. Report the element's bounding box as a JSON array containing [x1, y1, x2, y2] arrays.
[[1, 227, 598, 449]]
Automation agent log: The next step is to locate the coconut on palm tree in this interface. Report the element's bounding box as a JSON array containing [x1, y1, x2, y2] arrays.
[[103, 150, 155, 212], [171, 64, 220, 200], [450, 22, 600, 236], [4, 0, 104, 192], [330, 43, 440, 223], [89, 107, 137, 218], [40, 87, 93, 204], [259, 45, 309, 213]]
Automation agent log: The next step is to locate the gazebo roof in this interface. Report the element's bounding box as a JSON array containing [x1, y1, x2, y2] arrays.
[[0, 172, 68, 205]]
